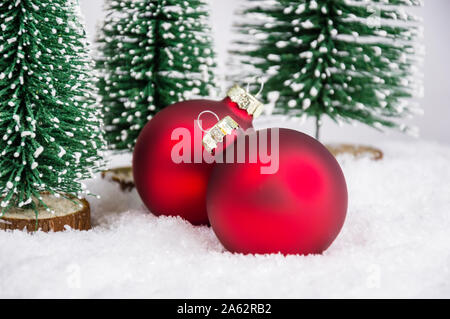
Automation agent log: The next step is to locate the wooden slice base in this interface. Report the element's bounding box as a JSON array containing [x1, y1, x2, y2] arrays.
[[326, 144, 383, 161], [0, 193, 91, 232], [101, 166, 134, 191]]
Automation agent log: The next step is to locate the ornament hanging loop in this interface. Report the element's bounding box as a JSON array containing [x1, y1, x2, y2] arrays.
[[245, 77, 265, 98], [197, 110, 220, 133]]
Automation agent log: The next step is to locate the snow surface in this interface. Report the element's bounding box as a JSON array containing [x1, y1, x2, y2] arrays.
[[0, 139, 449, 298]]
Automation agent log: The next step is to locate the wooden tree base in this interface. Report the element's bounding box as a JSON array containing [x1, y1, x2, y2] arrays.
[[326, 144, 383, 161], [0, 193, 91, 232], [101, 166, 135, 191]]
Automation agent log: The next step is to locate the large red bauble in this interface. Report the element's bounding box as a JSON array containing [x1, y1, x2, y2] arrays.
[[133, 97, 254, 225], [207, 128, 348, 255]]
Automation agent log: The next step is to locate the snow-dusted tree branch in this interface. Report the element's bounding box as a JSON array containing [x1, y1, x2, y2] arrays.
[[0, 0, 105, 215], [96, 0, 217, 151], [231, 0, 424, 139]]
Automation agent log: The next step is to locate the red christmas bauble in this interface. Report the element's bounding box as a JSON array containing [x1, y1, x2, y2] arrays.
[[207, 128, 348, 255], [133, 87, 261, 225]]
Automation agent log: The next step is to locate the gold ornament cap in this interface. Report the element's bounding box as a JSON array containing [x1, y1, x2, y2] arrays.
[[202, 116, 239, 154], [226, 84, 264, 118]]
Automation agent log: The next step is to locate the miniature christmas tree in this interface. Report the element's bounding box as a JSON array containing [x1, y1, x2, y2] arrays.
[[0, 0, 104, 226], [231, 0, 423, 139], [96, 0, 217, 151]]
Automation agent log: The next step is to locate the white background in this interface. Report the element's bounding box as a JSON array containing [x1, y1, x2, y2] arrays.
[[80, 0, 450, 145]]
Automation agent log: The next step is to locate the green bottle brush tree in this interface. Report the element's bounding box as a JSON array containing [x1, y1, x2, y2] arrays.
[[0, 0, 105, 231], [96, 0, 217, 187], [231, 0, 423, 149]]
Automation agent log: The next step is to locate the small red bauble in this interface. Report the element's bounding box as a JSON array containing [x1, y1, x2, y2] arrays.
[[133, 86, 262, 225], [207, 128, 348, 255]]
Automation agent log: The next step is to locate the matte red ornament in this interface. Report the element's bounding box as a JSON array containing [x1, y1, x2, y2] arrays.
[[207, 128, 348, 255], [133, 86, 262, 225]]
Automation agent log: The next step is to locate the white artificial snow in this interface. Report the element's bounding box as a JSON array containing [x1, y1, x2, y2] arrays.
[[267, 54, 281, 62], [301, 20, 314, 29], [0, 140, 449, 298], [275, 41, 288, 48], [300, 51, 313, 59], [58, 146, 66, 158], [319, 46, 328, 53], [303, 98, 311, 109], [295, 4, 306, 14], [288, 100, 297, 108], [283, 7, 293, 14], [21, 131, 35, 138], [290, 83, 304, 92], [33, 146, 44, 158]]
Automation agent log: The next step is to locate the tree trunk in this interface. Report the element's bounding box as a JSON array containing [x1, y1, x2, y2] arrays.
[[0, 193, 91, 232], [101, 166, 135, 191], [315, 116, 321, 140]]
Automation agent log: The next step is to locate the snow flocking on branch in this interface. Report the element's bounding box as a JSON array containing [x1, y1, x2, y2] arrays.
[[0, 0, 106, 214], [230, 0, 424, 136], [95, 0, 217, 152]]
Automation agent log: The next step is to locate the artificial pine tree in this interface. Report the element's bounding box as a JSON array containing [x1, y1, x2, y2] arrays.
[[231, 0, 423, 139], [96, 0, 216, 152], [0, 0, 104, 230]]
